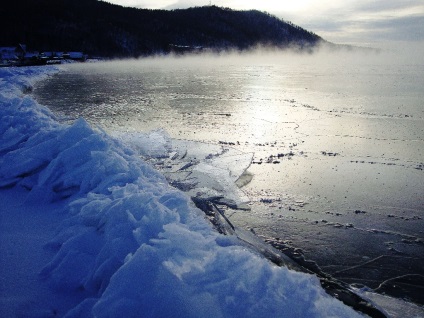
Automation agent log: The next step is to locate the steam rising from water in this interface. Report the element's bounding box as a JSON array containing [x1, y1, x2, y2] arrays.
[[98, 40, 424, 73]]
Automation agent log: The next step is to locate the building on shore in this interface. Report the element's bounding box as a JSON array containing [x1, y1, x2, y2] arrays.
[[0, 44, 87, 67]]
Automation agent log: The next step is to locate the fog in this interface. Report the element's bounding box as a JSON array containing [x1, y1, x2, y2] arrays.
[[100, 40, 424, 71]]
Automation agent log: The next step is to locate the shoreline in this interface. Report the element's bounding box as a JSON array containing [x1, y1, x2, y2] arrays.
[[35, 62, 424, 307], [2, 64, 420, 316], [0, 65, 368, 318]]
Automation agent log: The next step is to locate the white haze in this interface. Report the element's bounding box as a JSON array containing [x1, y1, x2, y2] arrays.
[[120, 41, 424, 71]]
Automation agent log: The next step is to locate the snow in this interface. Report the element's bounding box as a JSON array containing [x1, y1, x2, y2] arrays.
[[0, 66, 368, 317]]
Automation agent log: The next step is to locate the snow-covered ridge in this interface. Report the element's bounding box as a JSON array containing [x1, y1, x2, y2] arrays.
[[0, 66, 363, 317]]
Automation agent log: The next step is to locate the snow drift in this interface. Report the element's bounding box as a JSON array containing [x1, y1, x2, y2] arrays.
[[0, 66, 363, 317]]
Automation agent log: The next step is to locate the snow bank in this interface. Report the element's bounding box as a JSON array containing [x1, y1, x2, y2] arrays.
[[0, 66, 363, 317]]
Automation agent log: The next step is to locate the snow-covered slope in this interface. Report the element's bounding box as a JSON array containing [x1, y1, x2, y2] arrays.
[[0, 66, 367, 317]]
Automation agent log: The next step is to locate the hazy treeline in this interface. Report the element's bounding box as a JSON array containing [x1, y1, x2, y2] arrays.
[[1, 0, 323, 58]]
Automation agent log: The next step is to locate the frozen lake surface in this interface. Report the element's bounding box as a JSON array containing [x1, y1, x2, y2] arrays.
[[34, 51, 424, 304], [2, 65, 372, 318]]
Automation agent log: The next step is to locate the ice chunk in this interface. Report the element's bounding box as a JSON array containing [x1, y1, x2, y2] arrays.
[[112, 129, 171, 158], [115, 133, 253, 210]]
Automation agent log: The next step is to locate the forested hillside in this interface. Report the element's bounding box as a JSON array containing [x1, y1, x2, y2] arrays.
[[0, 0, 323, 57]]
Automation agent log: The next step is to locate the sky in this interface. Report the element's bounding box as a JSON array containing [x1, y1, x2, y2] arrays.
[[104, 0, 424, 47]]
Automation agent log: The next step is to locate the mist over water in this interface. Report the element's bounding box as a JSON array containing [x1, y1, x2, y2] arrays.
[[34, 48, 424, 304]]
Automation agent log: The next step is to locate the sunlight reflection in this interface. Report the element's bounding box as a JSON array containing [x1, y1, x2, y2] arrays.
[[230, 67, 290, 143]]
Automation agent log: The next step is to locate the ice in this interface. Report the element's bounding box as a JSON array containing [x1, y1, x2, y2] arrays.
[[0, 66, 367, 317], [113, 131, 254, 210], [113, 129, 172, 158], [354, 288, 424, 318]]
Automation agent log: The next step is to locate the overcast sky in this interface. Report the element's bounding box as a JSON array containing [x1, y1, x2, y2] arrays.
[[104, 0, 424, 47]]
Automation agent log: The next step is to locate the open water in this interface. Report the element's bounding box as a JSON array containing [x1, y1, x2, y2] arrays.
[[34, 51, 424, 304]]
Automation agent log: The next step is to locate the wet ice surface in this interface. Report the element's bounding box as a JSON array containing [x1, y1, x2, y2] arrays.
[[34, 54, 424, 305]]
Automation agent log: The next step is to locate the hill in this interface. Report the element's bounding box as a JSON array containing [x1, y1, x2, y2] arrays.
[[0, 0, 324, 57]]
